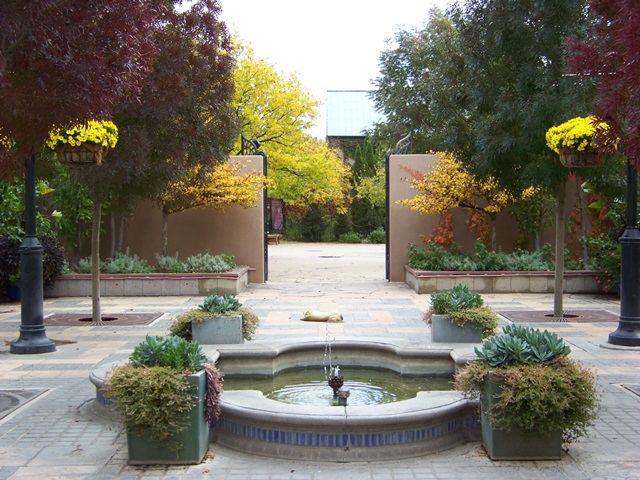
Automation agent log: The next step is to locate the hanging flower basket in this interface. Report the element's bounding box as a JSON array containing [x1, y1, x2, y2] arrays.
[[47, 120, 118, 166], [55, 143, 109, 166], [546, 116, 610, 168], [558, 147, 603, 168]]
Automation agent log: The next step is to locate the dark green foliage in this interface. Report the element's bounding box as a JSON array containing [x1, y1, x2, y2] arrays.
[[351, 196, 385, 236], [0, 233, 66, 289], [333, 214, 351, 239], [300, 204, 329, 242], [0, 234, 20, 288], [474, 325, 572, 367], [198, 294, 242, 314], [367, 228, 386, 244], [430, 284, 483, 315], [337, 232, 364, 243], [50, 172, 93, 254], [129, 335, 208, 372], [40, 235, 66, 287], [407, 241, 576, 272]]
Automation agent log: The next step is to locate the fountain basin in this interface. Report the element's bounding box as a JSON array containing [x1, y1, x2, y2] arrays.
[[205, 338, 480, 462]]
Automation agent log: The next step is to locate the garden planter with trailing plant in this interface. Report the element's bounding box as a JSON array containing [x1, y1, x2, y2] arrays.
[[170, 293, 258, 345], [481, 371, 562, 460], [455, 325, 599, 461], [103, 336, 223, 465], [427, 285, 497, 343], [126, 369, 210, 464]]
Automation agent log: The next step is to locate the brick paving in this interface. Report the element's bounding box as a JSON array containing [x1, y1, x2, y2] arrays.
[[0, 242, 638, 479]]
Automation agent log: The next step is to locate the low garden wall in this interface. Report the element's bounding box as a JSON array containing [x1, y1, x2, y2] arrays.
[[405, 266, 602, 294], [45, 266, 250, 297]]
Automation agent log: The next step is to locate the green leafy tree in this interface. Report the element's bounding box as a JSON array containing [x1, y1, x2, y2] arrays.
[[374, 0, 594, 315], [233, 44, 350, 212], [372, 8, 466, 153]]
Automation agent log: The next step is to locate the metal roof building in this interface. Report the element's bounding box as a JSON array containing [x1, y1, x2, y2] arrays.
[[326, 90, 385, 138]]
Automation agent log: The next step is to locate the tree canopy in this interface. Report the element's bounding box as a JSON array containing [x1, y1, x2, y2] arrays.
[[91, 0, 238, 205], [567, 0, 640, 165], [373, 0, 594, 192], [0, 0, 160, 175], [232, 43, 350, 210], [400, 152, 511, 249]]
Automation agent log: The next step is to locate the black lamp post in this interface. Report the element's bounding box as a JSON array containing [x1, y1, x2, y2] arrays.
[[10, 154, 56, 354], [608, 160, 640, 346]]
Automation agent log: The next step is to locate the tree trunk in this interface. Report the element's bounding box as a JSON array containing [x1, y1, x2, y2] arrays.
[[109, 210, 116, 257], [554, 180, 567, 318], [490, 214, 498, 252], [162, 208, 169, 257], [118, 213, 127, 252], [91, 201, 102, 322], [576, 176, 589, 266]]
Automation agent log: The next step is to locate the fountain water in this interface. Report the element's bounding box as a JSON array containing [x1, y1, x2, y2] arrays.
[[208, 338, 480, 461], [324, 326, 344, 399]]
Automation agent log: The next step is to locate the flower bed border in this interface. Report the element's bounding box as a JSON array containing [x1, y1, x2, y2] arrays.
[[405, 266, 601, 294], [45, 266, 250, 297]]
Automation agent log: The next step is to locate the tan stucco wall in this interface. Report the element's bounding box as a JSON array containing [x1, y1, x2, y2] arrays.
[[389, 154, 439, 282], [388, 154, 523, 282], [121, 155, 265, 283]]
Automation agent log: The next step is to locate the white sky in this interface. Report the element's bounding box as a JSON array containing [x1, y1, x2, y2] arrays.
[[219, 0, 452, 138]]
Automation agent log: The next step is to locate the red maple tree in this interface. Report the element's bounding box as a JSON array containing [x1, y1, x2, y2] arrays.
[[567, 0, 640, 164], [0, 0, 161, 176]]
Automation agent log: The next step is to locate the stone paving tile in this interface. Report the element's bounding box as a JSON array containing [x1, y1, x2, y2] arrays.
[[0, 244, 638, 479]]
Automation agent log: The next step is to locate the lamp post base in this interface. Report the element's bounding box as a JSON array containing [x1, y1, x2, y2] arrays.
[[10, 333, 56, 354], [609, 224, 640, 347], [608, 323, 640, 346]]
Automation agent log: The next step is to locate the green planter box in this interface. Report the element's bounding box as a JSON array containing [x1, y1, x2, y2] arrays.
[[481, 372, 562, 460], [127, 370, 210, 464], [192, 315, 243, 344], [431, 314, 483, 343]]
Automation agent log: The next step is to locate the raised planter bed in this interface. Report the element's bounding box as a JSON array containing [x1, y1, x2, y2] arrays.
[[45, 266, 250, 297], [405, 266, 601, 295]]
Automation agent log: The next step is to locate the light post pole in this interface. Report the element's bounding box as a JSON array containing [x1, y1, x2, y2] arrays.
[[10, 153, 56, 354], [608, 160, 640, 346]]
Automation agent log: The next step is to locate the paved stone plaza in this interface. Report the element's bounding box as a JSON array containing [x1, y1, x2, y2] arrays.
[[0, 242, 638, 479]]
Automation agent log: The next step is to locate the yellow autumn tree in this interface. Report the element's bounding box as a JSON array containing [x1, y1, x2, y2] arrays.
[[400, 152, 512, 250], [160, 159, 267, 255], [232, 42, 350, 210]]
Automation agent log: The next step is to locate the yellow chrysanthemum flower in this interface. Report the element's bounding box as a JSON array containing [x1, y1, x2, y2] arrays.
[[46, 120, 119, 150], [545, 116, 609, 154]]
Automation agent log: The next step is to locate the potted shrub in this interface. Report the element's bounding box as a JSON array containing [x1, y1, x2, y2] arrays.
[[427, 284, 498, 343], [103, 335, 223, 464], [454, 325, 599, 460], [169, 293, 258, 344]]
